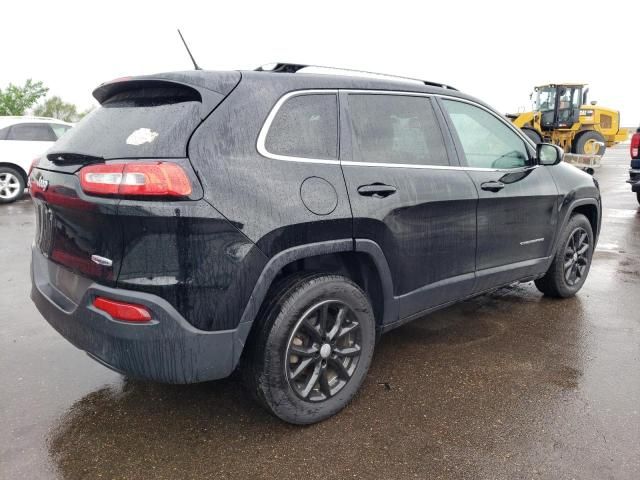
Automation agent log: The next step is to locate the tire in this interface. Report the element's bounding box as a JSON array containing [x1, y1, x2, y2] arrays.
[[243, 273, 376, 424], [535, 213, 594, 298], [572, 131, 606, 156], [522, 127, 542, 145], [0, 166, 26, 204], [637, 192, 640, 205]]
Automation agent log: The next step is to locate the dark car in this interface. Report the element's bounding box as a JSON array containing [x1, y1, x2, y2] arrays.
[[30, 64, 601, 424], [628, 127, 640, 204]]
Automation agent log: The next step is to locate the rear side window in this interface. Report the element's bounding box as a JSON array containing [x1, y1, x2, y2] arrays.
[[265, 94, 338, 160], [7, 123, 57, 141], [50, 124, 72, 139], [348, 94, 448, 166]]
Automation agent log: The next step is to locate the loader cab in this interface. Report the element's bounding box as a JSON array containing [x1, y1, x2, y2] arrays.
[[534, 84, 585, 131]]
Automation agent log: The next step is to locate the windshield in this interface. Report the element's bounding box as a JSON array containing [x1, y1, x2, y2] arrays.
[[534, 87, 556, 111]]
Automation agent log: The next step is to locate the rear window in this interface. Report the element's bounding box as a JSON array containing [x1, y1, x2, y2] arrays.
[[49, 85, 203, 159], [265, 94, 338, 160]]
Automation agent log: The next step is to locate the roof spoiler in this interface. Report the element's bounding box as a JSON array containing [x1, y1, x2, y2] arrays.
[[92, 79, 224, 120]]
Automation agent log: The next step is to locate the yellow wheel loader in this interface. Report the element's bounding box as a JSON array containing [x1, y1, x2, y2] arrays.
[[507, 84, 628, 155]]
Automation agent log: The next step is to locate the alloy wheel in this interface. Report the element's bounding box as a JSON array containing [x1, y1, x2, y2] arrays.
[[564, 227, 590, 286], [286, 300, 362, 402], [0, 172, 21, 200]]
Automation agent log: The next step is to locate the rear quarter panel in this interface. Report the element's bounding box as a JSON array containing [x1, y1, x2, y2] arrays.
[[187, 76, 354, 257]]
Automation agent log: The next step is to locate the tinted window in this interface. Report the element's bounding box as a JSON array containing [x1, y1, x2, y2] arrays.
[[265, 94, 338, 160], [0, 126, 9, 140], [348, 94, 448, 166], [442, 100, 529, 169], [50, 124, 72, 139], [7, 123, 57, 141], [51, 85, 203, 159]]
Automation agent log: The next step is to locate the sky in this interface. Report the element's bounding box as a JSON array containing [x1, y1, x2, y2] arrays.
[[2, 0, 639, 126]]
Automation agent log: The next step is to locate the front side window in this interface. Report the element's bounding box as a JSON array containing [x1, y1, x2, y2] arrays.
[[535, 87, 556, 112], [7, 123, 57, 141], [265, 94, 338, 160], [348, 94, 448, 166], [442, 100, 529, 169]]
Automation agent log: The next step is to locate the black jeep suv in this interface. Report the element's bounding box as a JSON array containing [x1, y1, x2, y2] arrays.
[[30, 64, 601, 424]]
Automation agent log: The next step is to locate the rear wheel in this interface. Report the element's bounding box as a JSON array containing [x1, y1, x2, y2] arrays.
[[535, 214, 594, 297], [522, 127, 542, 145], [573, 131, 606, 156], [0, 166, 25, 204], [244, 274, 376, 424]]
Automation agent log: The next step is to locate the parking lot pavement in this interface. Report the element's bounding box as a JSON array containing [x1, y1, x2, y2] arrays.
[[1, 146, 639, 480]]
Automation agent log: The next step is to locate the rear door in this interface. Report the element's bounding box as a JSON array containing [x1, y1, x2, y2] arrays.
[[340, 91, 478, 321], [439, 98, 559, 291]]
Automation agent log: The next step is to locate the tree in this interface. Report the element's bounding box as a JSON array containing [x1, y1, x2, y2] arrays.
[[33, 96, 80, 122], [0, 79, 48, 115]]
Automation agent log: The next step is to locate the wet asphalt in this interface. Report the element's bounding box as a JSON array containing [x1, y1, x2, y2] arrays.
[[1, 146, 639, 480]]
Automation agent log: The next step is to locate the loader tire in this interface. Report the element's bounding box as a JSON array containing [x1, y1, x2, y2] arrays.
[[522, 127, 542, 145], [573, 131, 606, 156]]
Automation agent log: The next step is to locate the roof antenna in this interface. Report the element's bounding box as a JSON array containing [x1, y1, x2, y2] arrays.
[[177, 29, 201, 70]]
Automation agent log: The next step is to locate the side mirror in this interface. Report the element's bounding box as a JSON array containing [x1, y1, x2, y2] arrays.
[[537, 143, 563, 166]]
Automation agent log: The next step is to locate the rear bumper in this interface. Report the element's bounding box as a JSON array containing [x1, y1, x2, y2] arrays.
[[628, 169, 640, 192], [31, 246, 247, 383]]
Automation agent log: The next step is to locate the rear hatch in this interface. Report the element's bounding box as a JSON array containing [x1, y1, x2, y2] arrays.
[[30, 72, 240, 287]]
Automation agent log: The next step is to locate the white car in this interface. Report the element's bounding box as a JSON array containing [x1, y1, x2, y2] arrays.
[[0, 116, 73, 203]]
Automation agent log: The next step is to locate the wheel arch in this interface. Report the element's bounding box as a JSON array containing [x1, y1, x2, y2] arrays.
[[553, 198, 600, 257], [0, 162, 28, 184], [232, 239, 397, 367]]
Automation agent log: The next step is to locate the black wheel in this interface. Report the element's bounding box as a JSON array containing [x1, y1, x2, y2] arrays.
[[535, 214, 594, 297], [244, 273, 375, 424], [522, 127, 542, 145], [637, 192, 640, 205], [0, 166, 26, 204], [572, 131, 606, 156]]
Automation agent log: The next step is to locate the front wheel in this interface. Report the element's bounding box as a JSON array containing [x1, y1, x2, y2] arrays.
[[244, 274, 376, 424], [535, 213, 594, 297]]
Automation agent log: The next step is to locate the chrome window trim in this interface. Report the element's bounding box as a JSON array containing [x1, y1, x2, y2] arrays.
[[257, 88, 537, 172], [256, 89, 340, 165]]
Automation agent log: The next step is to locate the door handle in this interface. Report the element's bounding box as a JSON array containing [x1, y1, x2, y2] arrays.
[[357, 183, 397, 198], [480, 181, 505, 192]]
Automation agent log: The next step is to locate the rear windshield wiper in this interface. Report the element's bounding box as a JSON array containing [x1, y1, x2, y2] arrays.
[[47, 152, 104, 165]]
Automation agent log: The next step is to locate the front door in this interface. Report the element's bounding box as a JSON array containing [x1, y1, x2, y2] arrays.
[[439, 98, 559, 291], [340, 92, 478, 321]]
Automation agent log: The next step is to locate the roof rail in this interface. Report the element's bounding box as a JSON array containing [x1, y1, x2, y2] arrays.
[[255, 63, 458, 91]]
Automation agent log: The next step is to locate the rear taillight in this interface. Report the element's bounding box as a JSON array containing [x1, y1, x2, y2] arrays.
[[78, 162, 192, 197], [631, 133, 640, 159], [93, 296, 152, 323], [28, 157, 40, 177]]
